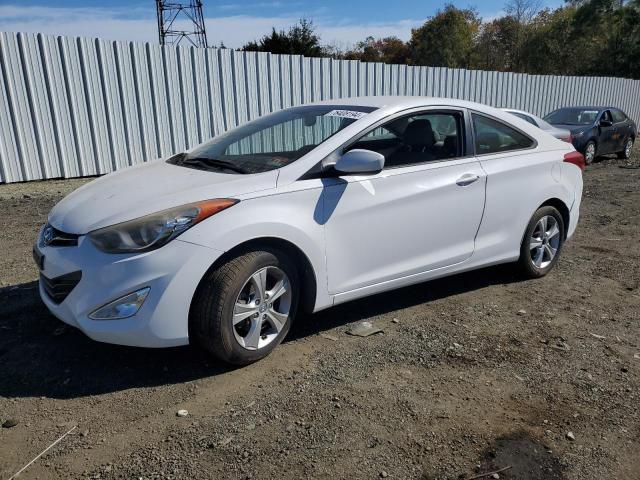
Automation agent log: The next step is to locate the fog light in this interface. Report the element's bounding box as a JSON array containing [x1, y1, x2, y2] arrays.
[[89, 287, 150, 320]]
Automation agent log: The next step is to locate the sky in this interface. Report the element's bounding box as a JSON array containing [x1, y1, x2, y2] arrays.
[[0, 0, 565, 49]]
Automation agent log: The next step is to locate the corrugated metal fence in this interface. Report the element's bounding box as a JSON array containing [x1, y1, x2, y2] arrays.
[[1, 31, 639, 183]]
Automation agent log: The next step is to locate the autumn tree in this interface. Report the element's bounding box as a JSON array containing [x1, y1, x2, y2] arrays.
[[342, 36, 410, 64]]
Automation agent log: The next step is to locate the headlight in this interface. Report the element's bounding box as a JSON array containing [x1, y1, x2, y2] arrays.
[[572, 131, 584, 138], [89, 198, 238, 253]]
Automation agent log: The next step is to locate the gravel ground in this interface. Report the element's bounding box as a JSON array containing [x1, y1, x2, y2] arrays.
[[0, 151, 639, 480]]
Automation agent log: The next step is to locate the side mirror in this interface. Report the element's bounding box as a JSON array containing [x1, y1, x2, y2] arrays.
[[599, 119, 613, 127], [334, 149, 385, 174]]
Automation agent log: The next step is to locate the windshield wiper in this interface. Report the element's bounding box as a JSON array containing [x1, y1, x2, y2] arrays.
[[182, 157, 249, 174]]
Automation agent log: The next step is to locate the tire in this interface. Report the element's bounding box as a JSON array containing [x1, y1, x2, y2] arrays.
[[583, 140, 596, 165], [518, 206, 565, 279], [191, 248, 299, 365], [617, 137, 634, 159]]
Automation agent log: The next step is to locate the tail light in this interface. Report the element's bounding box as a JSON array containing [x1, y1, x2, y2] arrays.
[[563, 151, 585, 171]]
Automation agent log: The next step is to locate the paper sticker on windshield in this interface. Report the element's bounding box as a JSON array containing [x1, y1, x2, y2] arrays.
[[325, 110, 368, 120]]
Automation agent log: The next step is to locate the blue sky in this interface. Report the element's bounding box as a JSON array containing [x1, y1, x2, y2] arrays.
[[0, 0, 565, 48]]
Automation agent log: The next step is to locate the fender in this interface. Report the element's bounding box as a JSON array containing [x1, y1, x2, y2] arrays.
[[179, 188, 332, 311]]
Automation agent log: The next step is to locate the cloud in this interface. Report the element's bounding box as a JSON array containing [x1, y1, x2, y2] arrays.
[[0, 4, 424, 49]]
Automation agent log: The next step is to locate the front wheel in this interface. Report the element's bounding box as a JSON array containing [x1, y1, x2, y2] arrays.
[[584, 141, 596, 165], [617, 138, 633, 159], [191, 248, 299, 365], [518, 206, 565, 279]]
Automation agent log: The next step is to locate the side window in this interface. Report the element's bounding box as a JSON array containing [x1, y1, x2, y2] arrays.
[[600, 110, 613, 123], [361, 126, 398, 141], [472, 113, 534, 155], [348, 111, 464, 168], [611, 109, 626, 123]]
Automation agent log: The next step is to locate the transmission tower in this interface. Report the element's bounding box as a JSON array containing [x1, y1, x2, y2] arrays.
[[156, 1, 208, 48]]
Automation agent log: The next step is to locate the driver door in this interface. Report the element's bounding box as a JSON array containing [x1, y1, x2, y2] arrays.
[[598, 110, 616, 154], [321, 108, 486, 296]]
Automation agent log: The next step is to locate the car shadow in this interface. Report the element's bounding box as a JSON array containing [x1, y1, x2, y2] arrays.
[[0, 264, 522, 400], [288, 263, 522, 341]]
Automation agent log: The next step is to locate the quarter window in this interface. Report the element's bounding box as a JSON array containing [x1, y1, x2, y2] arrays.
[[347, 111, 464, 168], [472, 114, 534, 155]]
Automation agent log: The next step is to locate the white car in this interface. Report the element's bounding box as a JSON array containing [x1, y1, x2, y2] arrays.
[[35, 97, 584, 365], [502, 108, 572, 142]]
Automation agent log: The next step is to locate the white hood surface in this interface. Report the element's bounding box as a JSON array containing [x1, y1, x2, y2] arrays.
[[48, 159, 279, 234]]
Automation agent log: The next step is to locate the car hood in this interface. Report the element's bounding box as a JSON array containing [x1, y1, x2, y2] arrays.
[[48, 159, 279, 234]]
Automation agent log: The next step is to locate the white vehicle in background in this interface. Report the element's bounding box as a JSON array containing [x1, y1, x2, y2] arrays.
[[35, 97, 584, 365], [502, 108, 572, 142]]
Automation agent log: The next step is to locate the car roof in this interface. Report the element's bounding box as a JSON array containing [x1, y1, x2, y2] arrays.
[[308, 95, 497, 111], [550, 106, 616, 111]]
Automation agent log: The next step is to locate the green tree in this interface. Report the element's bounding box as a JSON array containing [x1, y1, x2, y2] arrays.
[[242, 19, 324, 57], [571, 0, 640, 78], [518, 6, 580, 75], [474, 16, 520, 71], [409, 5, 481, 68]]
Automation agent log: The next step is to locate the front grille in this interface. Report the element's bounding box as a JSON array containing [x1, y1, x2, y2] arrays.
[[40, 271, 82, 304], [42, 224, 79, 247]]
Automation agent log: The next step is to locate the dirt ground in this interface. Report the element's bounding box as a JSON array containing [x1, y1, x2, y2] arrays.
[[1, 150, 639, 480]]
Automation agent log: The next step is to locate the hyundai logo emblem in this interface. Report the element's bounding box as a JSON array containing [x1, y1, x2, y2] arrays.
[[43, 225, 54, 246]]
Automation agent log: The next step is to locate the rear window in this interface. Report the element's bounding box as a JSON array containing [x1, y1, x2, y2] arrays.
[[510, 111, 537, 126]]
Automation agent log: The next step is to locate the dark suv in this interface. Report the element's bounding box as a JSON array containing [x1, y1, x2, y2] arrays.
[[544, 107, 636, 164]]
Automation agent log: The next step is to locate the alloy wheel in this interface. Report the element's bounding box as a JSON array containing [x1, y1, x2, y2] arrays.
[[625, 139, 633, 158], [232, 266, 292, 350], [529, 215, 561, 269], [585, 143, 595, 164]]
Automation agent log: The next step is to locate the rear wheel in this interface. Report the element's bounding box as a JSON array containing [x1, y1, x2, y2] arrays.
[[518, 206, 565, 279], [584, 141, 596, 165], [191, 248, 299, 365], [617, 138, 633, 159]]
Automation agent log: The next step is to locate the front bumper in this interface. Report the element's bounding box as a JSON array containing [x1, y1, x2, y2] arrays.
[[36, 232, 224, 347]]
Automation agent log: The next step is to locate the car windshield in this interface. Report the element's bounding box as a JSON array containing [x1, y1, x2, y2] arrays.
[[168, 105, 377, 174], [543, 108, 600, 126], [509, 111, 537, 126]]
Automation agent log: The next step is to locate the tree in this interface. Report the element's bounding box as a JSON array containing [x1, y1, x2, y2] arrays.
[[342, 36, 410, 64], [505, 0, 543, 23], [518, 6, 581, 75], [409, 5, 481, 68], [474, 16, 520, 71], [242, 19, 324, 57], [570, 0, 640, 78], [500, 0, 544, 70]]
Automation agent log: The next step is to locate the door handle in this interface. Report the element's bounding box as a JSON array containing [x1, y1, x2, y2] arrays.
[[456, 173, 480, 186]]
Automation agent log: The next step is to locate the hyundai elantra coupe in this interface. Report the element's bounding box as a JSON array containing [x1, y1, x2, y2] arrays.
[[35, 97, 584, 365]]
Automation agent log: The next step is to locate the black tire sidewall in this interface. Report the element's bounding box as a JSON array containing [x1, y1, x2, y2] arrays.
[[584, 141, 596, 165], [194, 249, 299, 365], [620, 138, 633, 159], [519, 206, 565, 279]]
